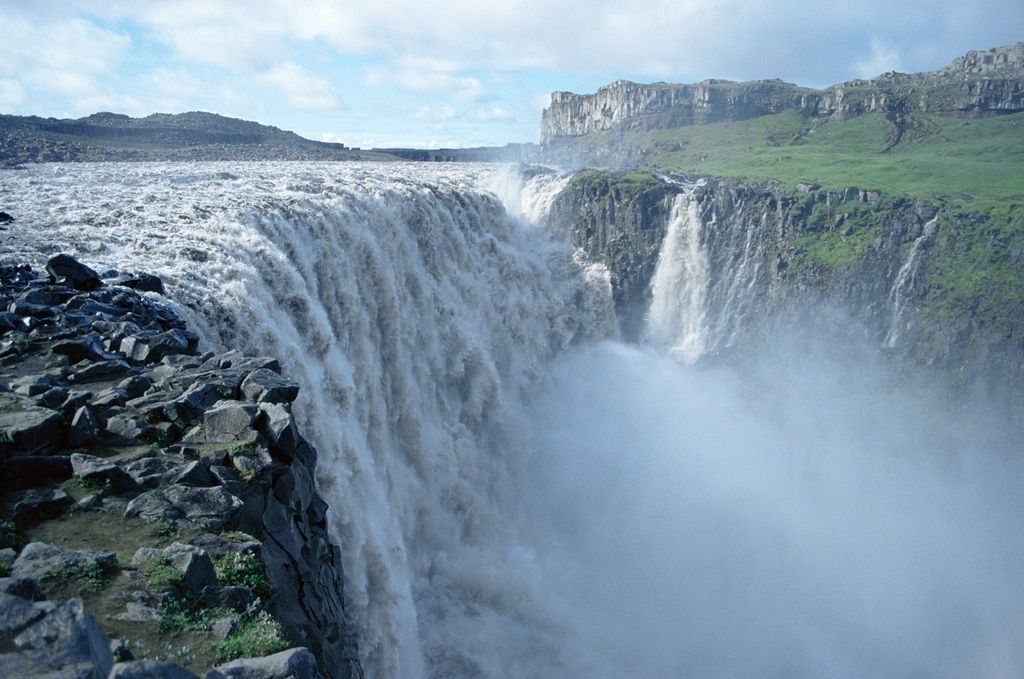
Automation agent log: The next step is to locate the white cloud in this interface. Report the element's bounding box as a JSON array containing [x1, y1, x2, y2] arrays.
[[469, 106, 514, 122], [0, 78, 25, 111], [364, 66, 485, 102], [855, 38, 907, 79], [257, 62, 341, 112], [414, 106, 458, 122]]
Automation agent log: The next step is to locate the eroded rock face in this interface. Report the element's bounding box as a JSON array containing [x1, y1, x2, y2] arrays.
[[541, 41, 1024, 147], [0, 261, 363, 678]]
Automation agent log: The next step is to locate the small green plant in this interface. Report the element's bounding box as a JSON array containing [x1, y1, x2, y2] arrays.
[[43, 559, 120, 594], [0, 560, 11, 577], [0, 518, 21, 548], [72, 475, 111, 493], [12, 338, 32, 355], [215, 552, 273, 602], [143, 555, 183, 589], [215, 610, 288, 662], [227, 440, 258, 456], [158, 594, 232, 632], [151, 520, 178, 539]]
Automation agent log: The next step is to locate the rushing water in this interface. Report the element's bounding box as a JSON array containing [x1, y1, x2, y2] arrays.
[[3, 162, 1023, 678]]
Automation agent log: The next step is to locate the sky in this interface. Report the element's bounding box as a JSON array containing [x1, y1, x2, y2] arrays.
[[0, 1, 1021, 149]]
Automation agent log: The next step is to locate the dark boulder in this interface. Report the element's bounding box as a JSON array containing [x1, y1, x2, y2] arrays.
[[0, 211, 14, 223], [70, 453, 139, 494], [118, 273, 166, 295], [241, 369, 299, 405], [1, 488, 72, 527], [1, 456, 73, 491], [45, 254, 103, 292], [205, 647, 320, 679]]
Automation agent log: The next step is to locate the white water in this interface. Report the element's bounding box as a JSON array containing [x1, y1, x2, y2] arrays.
[[646, 191, 709, 362], [4, 163, 1023, 678], [885, 216, 938, 348]]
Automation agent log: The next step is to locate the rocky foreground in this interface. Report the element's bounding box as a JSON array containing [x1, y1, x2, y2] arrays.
[[0, 256, 360, 678]]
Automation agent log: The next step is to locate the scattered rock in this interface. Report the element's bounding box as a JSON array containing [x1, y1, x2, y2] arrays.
[[0, 211, 14, 223], [211, 617, 237, 640], [199, 585, 254, 613], [131, 542, 217, 593], [7, 597, 114, 678], [0, 396, 64, 453], [1, 488, 73, 526], [1, 456, 74, 490], [45, 254, 103, 292], [204, 401, 260, 444], [68, 406, 99, 446], [205, 647, 320, 679], [0, 591, 46, 635], [117, 273, 166, 296], [11, 542, 117, 580], [241, 369, 299, 405], [124, 485, 243, 530], [70, 453, 140, 494]]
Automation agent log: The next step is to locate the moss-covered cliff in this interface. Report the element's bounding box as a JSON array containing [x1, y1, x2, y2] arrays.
[[547, 170, 1024, 396]]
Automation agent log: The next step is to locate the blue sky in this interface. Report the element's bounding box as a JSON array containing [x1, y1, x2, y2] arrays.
[[1, 1, 1021, 148]]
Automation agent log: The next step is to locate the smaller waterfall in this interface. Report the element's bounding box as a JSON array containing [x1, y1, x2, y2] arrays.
[[885, 216, 938, 348], [646, 191, 709, 363], [483, 166, 572, 225]]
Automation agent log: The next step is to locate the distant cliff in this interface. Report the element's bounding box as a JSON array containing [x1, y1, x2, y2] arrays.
[[541, 42, 1024, 146], [0, 111, 396, 166], [547, 170, 1024, 397]]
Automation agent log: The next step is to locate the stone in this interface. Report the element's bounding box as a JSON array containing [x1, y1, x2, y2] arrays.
[[187, 532, 260, 558], [124, 485, 243, 530], [92, 386, 130, 408], [205, 647, 320, 679], [1, 488, 73, 526], [51, 333, 120, 364], [11, 542, 117, 580], [1, 456, 74, 490], [124, 456, 181, 489], [0, 592, 46, 635], [106, 414, 156, 442], [131, 542, 217, 593], [170, 460, 215, 487], [241, 369, 299, 404], [0, 400, 63, 453], [204, 401, 260, 443], [45, 254, 103, 292], [35, 385, 70, 409], [258, 403, 302, 463], [198, 585, 254, 612], [0, 211, 13, 223], [0, 547, 16, 568], [211, 617, 237, 640], [232, 450, 274, 482], [10, 597, 114, 678], [70, 453, 140, 494], [9, 373, 61, 397], [117, 273, 166, 295], [110, 660, 198, 678], [68, 358, 132, 382], [0, 576, 43, 600], [118, 374, 152, 399], [68, 406, 98, 446]]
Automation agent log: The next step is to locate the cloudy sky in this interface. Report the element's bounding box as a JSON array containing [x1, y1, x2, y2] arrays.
[[1, 1, 1020, 148]]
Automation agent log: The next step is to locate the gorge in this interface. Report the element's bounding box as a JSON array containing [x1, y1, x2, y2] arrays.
[[2, 159, 1022, 677]]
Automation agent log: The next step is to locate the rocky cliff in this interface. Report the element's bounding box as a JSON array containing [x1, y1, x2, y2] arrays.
[[547, 170, 1024, 397], [541, 42, 1024, 146], [0, 256, 362, 678]]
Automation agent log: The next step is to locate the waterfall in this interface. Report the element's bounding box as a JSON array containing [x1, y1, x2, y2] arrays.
[[5, 163, 1024, 679], [481, 165, 572, 225], [645, 191, 709, 362], [885, 216, 938, 348], [1, 161, 614, 677]]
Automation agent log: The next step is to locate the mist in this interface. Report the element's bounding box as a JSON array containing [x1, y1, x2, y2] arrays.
[[506, 332, 1024, 678]]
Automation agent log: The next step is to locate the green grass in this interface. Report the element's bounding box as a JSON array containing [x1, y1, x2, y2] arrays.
[[214, 552, 273, 602], [214, 610, 288, 662], [598, 111, 1024, 206]]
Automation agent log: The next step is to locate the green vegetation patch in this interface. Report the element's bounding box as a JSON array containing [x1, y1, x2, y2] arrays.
[[601, 111, 1024, 206], [214, 551, 273, 602], [215, 610, 289, 662]]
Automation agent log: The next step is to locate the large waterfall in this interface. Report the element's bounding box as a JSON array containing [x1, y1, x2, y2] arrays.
[[4, 162, 1024, 678]]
